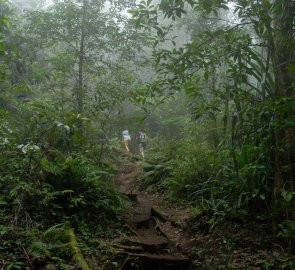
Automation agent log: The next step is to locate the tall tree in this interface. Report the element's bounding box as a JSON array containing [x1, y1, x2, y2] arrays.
[[268, 0, 295, 222], [77, 0, 87, 127], [131, 0, 295, 225], [23, 0, 141, 129]]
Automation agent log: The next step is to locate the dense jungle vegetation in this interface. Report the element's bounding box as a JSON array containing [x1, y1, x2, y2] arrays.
[[0, 0, 294, 269]]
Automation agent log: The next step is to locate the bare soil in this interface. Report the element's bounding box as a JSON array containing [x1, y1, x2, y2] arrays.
[[113, 160, 190, 269]]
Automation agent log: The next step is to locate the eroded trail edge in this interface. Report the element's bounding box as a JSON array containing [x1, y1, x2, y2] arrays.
[[114, 160, 191, 270]]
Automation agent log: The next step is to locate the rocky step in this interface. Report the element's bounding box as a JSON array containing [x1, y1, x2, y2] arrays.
[[115, 215, 191, 269]]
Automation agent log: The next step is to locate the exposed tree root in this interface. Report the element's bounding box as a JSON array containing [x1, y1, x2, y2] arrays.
[[114, 161, 191, 269]]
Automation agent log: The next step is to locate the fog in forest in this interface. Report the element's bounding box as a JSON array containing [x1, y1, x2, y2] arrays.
[[1, 0, 294, 269]]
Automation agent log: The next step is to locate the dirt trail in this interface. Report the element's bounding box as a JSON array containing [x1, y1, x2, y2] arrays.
[[111, 159, 278, 270], [113, 159, 191, 270]]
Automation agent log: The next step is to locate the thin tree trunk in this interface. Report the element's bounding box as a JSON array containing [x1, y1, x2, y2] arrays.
[[262, 47, 271, 100], [210, 64, 219, 148], [223, 88, 229, 137], [77, 0, 86, 128]]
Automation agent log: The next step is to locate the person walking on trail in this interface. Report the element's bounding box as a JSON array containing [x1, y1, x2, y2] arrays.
[[122, 129, 131, 152], [138, 130, 148, 159]]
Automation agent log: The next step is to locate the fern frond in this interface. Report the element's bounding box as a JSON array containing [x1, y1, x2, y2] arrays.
[[43, 223, 68, 243]]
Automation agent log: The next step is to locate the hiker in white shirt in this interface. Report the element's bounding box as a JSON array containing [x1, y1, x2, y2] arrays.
[[122, 129, 131, 152]]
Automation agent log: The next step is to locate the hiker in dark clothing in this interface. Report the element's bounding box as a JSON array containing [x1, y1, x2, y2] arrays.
[[138, 130, 148, 159]]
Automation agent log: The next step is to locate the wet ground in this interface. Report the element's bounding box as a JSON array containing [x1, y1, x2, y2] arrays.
[[114, 160, 191, 270]]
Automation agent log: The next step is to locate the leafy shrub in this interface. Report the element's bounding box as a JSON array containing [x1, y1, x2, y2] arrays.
[[140, 133, 273, 226], [40, 153, 126, 226], [0, 107, 127, 268], [162, 140, 216, 198], [139, 138, 219, 198]]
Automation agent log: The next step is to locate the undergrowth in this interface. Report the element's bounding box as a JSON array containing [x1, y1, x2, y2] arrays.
[[0, 108, 127, 269], [138, 137, 295, 268]]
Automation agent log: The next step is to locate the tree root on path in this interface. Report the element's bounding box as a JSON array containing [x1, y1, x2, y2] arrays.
[[123, 224, 141, 238], [114, 161, 190, 269], [118, 252, 190, 270]]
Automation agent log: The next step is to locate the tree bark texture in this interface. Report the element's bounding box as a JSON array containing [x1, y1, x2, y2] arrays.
[[270, 0, 295, 222]]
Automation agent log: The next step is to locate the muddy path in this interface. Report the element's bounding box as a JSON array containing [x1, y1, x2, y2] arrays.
[[113, 159, 191, 270], [110, 159, 279, 270]]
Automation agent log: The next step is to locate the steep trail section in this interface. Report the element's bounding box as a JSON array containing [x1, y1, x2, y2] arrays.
[[114, 160, 191, 270]]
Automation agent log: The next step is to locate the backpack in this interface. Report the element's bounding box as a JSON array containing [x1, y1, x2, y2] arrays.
[[139, 132, 147, 143]]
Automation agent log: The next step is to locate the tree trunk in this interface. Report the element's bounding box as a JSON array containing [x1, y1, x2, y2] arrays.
[[270, 0, 295, 225], [77, 0, 86, 128], [210, 64, 219, 148]]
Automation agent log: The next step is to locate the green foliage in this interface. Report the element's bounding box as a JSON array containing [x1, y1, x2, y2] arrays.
[[0, 101, 126, 268], [162, 141, 216, 197], [278, 220, 295, 240], [26, 223, 90, 269], [0, 0, 294, 267], [40, 153, 126, 224], [20, 0, 143, 121], [131, 0, 295, 243], [139, 126, 273, 221]]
